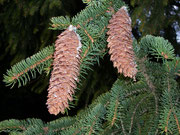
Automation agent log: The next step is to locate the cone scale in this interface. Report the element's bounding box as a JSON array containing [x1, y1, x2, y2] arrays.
[[107, 6, 137, 79], [47, 25, 81, 115]]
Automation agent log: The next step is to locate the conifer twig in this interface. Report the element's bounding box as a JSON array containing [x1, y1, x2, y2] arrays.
[[125, 88, 147, 98], [12, 55, 52, 80], [167, 77, 180, 134], [137, 57, 158, 115], [111, 100, 118, 126], [137, 57, 159, 134], [120, 119, 127, 135], [77, 25, 94, 43], [174, 113, 180, 134], [3, 45, 54, 88], [129, 95, 149, 134], [88, 121, 96, 135], [165, 109, 172, 133]]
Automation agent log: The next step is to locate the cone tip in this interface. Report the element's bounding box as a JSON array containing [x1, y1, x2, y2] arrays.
[[120, 6, 131, 24], [68, 25, 76, 31], [121, 6, 128, 12]]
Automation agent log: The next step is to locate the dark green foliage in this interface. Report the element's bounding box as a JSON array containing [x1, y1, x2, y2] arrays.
[[47, 117, 76, 133], [106, 80, 127, 128], [0, 118, 44, 133], [50, 16, 71, 30], [139, 35, 175, 60], [159, 78, 180, 134], [3, 45, 54, 88], [165, 57, 180, 76], [1, 0, 180, 134]]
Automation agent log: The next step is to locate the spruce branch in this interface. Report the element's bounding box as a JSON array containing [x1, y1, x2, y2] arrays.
[[3, 45, 54, 88], [159, 74, 180, 134], [0, 119, 26, 132], [78, 18, 109, 63], [137, 57, 158, 115], [139, 35, 175, 61], [128, 95, 149, 134], [77, 24, 94, 43], [0, 118, 44, 134], [50, 16, 71, 30], [82, 104, 106, 134], [174, 113, 180, 134], [164, 109, 172, 133], [106, 79, 128, 134], [61, 103, 106, 135], [120, 119, 127, 135], [135, 55, 161, 134], [111, 100, 118, 127], [166, 57, 180, 76], [72, 0, 111, 26], [125, 81, 148, 98], [69, 3, 113, 81], [167, 77, 180, 134], [44, 117, 76, 133]]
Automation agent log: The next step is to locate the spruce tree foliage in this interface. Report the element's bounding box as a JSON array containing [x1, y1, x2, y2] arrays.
[[3, 46, 54, 88], [1, 0, 180, 134]]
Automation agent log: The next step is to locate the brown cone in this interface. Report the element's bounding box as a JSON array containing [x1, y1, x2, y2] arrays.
[[107, 6, 137, 79], [47, 25, 81, 115]]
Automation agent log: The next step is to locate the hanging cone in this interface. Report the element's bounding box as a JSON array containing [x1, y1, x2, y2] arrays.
[[47, 25, 82, 115], [107, 6, 137, 79]]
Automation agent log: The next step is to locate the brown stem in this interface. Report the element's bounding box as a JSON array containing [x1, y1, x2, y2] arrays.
[[11, 55, 52, 80], [174, 113, 180, 134], [111, 100, 118, 126], [137, 57, 158, 115], [165, 109, 172, 132], [129, 95, 148, 134]]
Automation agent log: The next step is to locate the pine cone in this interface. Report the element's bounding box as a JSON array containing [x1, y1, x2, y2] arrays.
[[107, 6, 137, 79], [47, 25, 82, 115]]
